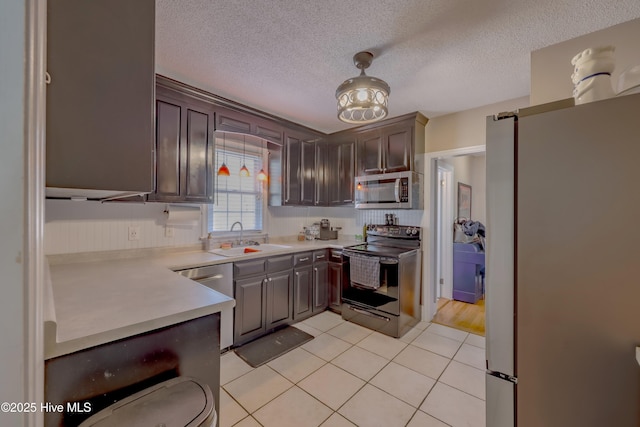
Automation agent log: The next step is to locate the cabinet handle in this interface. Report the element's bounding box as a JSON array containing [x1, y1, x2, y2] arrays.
[[316, 255, 325, 259], [295, 272, 299, 276], [263, 279, 268, 284], [314, 268, 318, 272], [268, 278, 272, 282], [299, 257, 309, 262]]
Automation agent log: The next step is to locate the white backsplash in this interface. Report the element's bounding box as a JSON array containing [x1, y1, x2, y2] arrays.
[[356, 209, 424, 227], [44, 199, 203, 255], [266, 206, 359, 237], [45, 199, 427, 255]]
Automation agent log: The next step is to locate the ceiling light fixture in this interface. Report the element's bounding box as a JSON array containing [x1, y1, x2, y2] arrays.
[[239, 135, 250, 177], [257, 139, 267, 181], [336, 51, 390, 124], [217, 133, 230, 176]]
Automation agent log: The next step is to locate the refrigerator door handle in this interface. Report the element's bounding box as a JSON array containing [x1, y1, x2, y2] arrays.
[[487, 370, 518, 384]]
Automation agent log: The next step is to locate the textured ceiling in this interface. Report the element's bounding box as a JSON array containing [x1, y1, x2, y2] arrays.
[[156, 1, 640, 133]]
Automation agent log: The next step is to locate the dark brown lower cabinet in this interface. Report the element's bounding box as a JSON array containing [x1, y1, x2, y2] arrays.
[[294, 250, 329, 321], [313, 261, 328, 314], [234, 275, 268, 345], [233, 255, 293, 346], [45, 314, 220, 427], [328, 250, 346, 313], [293, 266, 313, 320]]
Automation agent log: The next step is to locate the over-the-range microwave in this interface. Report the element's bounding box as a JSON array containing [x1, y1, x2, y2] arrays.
[[354, 171, 423, 209]]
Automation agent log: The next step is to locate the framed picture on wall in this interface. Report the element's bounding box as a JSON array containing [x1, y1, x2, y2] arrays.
[[458, 182, 472, 219]]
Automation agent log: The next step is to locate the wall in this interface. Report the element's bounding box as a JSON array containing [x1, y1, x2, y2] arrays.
[[0, 0, 26, 422], [440, 154, 486, 224], [424, 96, 529, 153], [531, 18, 640, 105], [470, 155, 486, 225]]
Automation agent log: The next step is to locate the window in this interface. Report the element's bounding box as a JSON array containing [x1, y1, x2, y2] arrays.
[[207, 147, 264, 232]]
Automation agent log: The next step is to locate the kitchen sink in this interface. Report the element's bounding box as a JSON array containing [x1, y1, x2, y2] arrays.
[[208, 244, 293, 257]]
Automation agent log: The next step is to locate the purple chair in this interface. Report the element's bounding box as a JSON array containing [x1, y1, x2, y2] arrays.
[[453, 243, 485, 303]]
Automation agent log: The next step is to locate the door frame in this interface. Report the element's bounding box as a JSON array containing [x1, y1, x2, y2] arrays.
[[423, 145, 485, 322], [436, 161, 454, 300]]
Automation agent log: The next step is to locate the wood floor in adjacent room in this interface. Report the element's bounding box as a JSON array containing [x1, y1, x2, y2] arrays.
[[432, 298, 485, 336]]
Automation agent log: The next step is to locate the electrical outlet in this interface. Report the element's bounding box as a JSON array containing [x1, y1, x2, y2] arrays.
[[128, 226, 140, 241], [165, 226, 174, 238]]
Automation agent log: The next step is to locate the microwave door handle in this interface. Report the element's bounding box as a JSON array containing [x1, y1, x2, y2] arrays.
[[394, 178, 401, 202]]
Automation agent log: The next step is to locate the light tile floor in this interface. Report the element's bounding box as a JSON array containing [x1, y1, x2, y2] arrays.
[[220, 311, 486, 427]]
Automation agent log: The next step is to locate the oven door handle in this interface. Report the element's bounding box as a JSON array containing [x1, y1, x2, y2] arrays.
[[380, 258, 399, 265], [349, 305, 390, 322], [394, 178, 401, 202]]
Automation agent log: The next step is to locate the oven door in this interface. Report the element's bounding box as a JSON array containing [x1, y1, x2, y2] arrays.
[[342, 252, 400, 316]]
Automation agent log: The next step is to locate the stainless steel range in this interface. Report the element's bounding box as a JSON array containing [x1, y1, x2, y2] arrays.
[[341, 224, 422, 338]]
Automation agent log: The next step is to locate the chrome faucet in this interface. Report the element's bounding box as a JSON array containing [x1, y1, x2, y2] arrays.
[[230, 221, 244, 246]]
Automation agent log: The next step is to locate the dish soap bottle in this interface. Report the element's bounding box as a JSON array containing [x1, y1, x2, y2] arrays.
[[362, 223, 367, 242]]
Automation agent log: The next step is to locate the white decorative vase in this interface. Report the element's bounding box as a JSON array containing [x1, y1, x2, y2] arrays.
[[571, 46, 615, 105]]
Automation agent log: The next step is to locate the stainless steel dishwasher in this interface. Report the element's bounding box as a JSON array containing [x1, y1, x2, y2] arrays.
[[176, 263, 234, 350]]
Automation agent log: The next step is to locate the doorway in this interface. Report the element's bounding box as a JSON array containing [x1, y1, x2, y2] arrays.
[[425, 146, 486, 335]]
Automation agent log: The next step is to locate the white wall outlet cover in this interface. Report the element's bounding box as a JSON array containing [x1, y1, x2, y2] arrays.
[[165, 226, 174, 238], [128, 226, 140, 241]]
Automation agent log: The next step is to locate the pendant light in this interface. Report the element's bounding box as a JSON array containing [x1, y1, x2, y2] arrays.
[[239, 135, 250, 177], [257, 139, 267, 181], [336, 51, 390, 124], [217, 133, 230, 176]]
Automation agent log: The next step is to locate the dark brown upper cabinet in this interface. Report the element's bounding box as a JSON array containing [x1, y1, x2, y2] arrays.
[[314, 141, 328, 206], [355, 112, 428, 176], [149, 85, 215, 203], [269, 129, 326, 206], [327, 138, 355, 206], [216, 107, 284, 145], [46, 0, 155, 199]]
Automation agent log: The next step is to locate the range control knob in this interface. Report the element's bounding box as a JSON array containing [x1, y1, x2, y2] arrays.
[[411, 228, 419, 235], [405, 228, 412, 235]]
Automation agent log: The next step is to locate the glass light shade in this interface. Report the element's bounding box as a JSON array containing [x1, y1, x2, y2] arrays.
[[336, 51, 390, 124], [217, 163, 230, 176], [336, 73, 389, 124], [257, 168, 267, 181], [239, 164, 250, 177]]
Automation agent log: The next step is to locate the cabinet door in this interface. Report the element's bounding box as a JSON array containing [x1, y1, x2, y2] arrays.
[[314, 141, 328, 206], [293, 267, 313, 320], [300, 139, 316, 205], [46, 0, 154, 194], [185, 108, 214, 202], [339, 141, 355, 205], [215, 108, 252, 135], [154, 99, 181, 199], [356, 129, 383, 175], [266, 270, 293, 329], [313, 262, 329, 313], [152, 89, 214, 202], [284, 135, 301, 205], [328, 140, 354, 206], [383, 123, 413, 173], [215, 108, 283, 145], [328, 262, 343, 312], [234, 276, 267, 345]]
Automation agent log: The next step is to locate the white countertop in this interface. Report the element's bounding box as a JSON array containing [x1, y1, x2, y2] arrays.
[[45, 239, 356, 359]]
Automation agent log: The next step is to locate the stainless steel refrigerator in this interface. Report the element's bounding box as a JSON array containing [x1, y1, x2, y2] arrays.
[[485, 93, 640, 427]]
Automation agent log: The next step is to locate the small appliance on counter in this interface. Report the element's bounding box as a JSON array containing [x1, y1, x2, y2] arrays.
[[318, 218, 338, 240]]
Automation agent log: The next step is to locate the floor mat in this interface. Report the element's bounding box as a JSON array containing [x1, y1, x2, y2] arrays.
[[234, 326, 314, 368]]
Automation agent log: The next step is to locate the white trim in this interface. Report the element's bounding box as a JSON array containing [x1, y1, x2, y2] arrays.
[[25, 0, 46, 425], [437, 163, 454, 300], [423, 145, 486, 322]]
